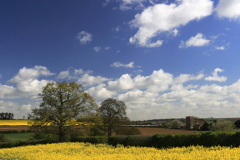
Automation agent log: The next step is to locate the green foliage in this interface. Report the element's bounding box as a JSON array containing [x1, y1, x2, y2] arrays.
[[31, 130, 58, 143], [162, 121, 173, 128], [68, 130, 88, 142], [70, 136, 108, 144], [200, 121, 210, 131], [0, 134, 10, 142], [162, 120, 184, 129], [108, 135, 151, 147], [3, 133, 33, 142], [20, 130, 26, 133], [234, 120, 240, 128], [78, 114, 105, 136], [0, 130, 18, 134], [210, 120, 236, 132], [88, 126, 106, 136], [29, 81, 99, 142], [171, 120, 184, 129], [3, 132, 240, 149], [99, 98, 130, 136], [0, 140, 44, 149]]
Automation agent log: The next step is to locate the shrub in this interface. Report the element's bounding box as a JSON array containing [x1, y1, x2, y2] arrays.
[[31, 130, 58, 143], [0, 134, 10, 142], [234, 120, 240, 128], [200, 121, 210, 131], [69, 130, 88, 142], [163, 120, 183, 129], [88, 126, 106, 136], [172, 120, 184, 129], [20, 130, 26, 133], [210, 120, 235, 132], [0, 130, 18, 134], [162, 121, 173, 129]]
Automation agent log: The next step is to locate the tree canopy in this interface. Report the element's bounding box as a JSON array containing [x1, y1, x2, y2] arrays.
[[29, 81, 98, 142], [99, 98, 129, 136]]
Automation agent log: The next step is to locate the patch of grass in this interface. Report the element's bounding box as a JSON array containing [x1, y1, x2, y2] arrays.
[[2, 133, 34, 142]]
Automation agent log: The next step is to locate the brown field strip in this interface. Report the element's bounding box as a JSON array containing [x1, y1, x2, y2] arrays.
[[138, 127, 202, 135]]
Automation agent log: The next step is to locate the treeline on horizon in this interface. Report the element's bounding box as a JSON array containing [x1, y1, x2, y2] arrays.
[[0, 113, 14, 120]]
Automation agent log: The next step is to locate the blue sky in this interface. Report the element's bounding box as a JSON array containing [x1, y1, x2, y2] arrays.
[[1, 0, 240, 120]]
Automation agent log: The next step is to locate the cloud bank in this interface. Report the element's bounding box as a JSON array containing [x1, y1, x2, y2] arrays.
[[129, 0, 213, 47]]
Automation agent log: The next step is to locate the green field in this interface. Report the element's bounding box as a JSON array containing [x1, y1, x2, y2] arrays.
[[2, 133, 33, 142]]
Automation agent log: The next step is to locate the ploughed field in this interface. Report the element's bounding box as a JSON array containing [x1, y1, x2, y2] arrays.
[[0, 126, 201, 135]]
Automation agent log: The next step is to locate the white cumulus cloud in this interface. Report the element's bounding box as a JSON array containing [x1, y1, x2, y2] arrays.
[[57, 68, 92, 80], [93, 46, 101, 52], [87, 84, 116, 100], [215, 0, 240, 20], [179, 33, 210, 48], [111, 62, 135, 68], [4, 66, 55, 98], [129, 0, 213, 47], [77, 74, 111, 86], [215, 46, 225, 50], [205, 68, 227, 82], [76, 31, 93, 44], [120, 0, 146, 10]]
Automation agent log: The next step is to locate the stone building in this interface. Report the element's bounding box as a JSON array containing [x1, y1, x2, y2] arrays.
[[186, 116, 205, 130]]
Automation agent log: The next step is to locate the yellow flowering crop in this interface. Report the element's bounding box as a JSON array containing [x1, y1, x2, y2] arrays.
[[1, 142, 240, 160], [0, 120, 31, 126], [0, 120, 86, 126]]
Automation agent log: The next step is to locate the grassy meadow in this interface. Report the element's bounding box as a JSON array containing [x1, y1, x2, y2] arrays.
[[2, 133, 33, 142]]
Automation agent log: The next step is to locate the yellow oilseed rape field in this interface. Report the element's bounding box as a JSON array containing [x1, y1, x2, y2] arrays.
[[0, 120, 86, 126], [1, 142, 240, 160], [0, 120, 31, 126]]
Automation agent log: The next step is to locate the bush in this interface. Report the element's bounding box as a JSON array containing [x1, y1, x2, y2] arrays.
[[234, 120, 240, 128], [162, 120, 183, 129], [0, 130, 18, 134], [42, 133, 59, 143], [0, 140, 44, 149], [69, 130, 88, 142], [88, 126, 106, 136], [210, 120, 235, 132], [20, 130, 26, 133], [172, 120, 184, 129], [200, 121, 210, 131], [70, 136, 108, 144], [0, 134, 10, 142], [108, 135, 151, 147], [31, 130, 58, 143], [26, 130, 34, 133], [162, 121, 173, 128]]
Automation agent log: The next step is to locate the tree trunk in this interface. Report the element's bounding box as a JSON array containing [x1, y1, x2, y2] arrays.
[[108, 127, 112, 136], [59, 123, 64, 142]]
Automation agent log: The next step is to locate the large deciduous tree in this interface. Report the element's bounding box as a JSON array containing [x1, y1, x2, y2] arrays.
[[29, 81, 98, 142], [99, 98, 129, 136]]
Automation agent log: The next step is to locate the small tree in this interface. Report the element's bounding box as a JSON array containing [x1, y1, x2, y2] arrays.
[[210, 120, 235, 132], [29, 81, 98, 142], [77, 113, 105, 136], [172, 120, 184, 129], [99, 98, 129, 136], [234, 120, 240, 128]]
